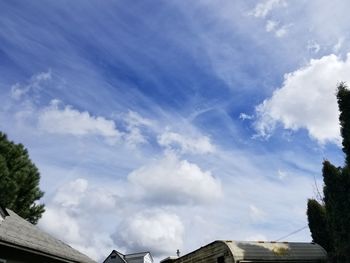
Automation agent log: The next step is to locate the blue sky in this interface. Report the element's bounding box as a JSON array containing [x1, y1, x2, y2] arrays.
[[1, 0, 350, 261]]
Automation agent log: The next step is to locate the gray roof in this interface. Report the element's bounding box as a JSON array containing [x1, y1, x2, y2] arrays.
[[222, 240, 327, 261], [103, 250, 153, 263], [0, 207, 95, 263]]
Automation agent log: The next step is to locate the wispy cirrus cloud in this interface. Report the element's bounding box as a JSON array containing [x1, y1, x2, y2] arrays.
[[249, 0, 287, 18], [10, 70, 52, 100], [158, 130, 215, 155], [265, 20, 289, 38], [2, 0, 350, 261]]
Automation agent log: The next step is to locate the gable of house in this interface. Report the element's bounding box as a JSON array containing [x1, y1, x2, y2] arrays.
[[103, 251, 153, 263], [103, 250, 127, 263]]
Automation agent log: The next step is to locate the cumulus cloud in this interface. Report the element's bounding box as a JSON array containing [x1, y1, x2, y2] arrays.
[[10, 70, 52, 100], [40, 206, 115, 260], [158, 131, 215, 154], [250, 0, 287, 18], [39, 178, 118, 260], [254, 53, 350, 144], [38, 100, 122, 141], [40, 206, 83, 245], [52, 178, 118, 212], [113, 210, 184, 257], [128, 153, 222, 205]]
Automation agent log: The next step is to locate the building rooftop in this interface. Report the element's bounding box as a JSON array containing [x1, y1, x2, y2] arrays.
[[0, 207, 95, 263], [223, 240, 327, 261]]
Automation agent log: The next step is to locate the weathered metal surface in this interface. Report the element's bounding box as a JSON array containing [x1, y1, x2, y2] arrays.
[[225, 240, 327, 261], [161, 240, 327, 263]]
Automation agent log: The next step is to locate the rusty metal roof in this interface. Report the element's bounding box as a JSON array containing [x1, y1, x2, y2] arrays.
[[223, 240, 327, 261]]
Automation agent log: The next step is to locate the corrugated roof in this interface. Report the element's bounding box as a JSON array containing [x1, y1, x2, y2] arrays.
[[223, 240, 327, 261], [0, 208, 95, 263]]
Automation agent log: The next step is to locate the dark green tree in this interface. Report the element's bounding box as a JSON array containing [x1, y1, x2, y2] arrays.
[[307, 83, 350, 262], [306, 198, 332, 252], [0, 132, 45, 224]]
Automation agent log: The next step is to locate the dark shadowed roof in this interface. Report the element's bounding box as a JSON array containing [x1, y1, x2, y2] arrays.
[[0, 207, 95, 263]]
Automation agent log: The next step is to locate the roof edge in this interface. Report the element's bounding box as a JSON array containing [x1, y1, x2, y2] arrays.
[[0, 208, 95, 263], [0, 206, 9, 219], [103, 250, 126, 263], [125, 251, 153, 261], [0, 240, 82, 263]]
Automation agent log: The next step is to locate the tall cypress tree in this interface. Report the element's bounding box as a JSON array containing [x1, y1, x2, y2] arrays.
[[307, 83, 350, 262], [306, 198, 332, 253], [0, 132, 45, 224]]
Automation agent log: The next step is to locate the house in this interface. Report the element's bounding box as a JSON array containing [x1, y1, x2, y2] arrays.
[[103, 250, 153, 263], [160, 240, 327, 263], [0, 206, 95, 263]]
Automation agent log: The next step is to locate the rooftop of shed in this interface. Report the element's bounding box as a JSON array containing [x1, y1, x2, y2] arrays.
[[223, 240, 327, 261]]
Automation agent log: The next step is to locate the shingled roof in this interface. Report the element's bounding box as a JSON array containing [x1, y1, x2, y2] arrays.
[[0, 207, 95, 263]]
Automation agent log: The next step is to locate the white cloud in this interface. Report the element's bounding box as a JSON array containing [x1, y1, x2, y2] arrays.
[[124, 127, 147, 147], [249, 204, 266, 222], [52, 178, 118, 212], [274, 25, 288, 38], [53, 178, 88, 208], [333, 37, 344, 53], [11, 70, 52, 100], [254, 53, 350, 144], [122, 110, 154, 147], [40, 205, 115, 261], [39, 178, 119, 261], [239, 113, 254, 120], [265, 20, 289, 38], [158, 131, 215, 154], [266, 20, 278, 32], [128, 153, 222, 205], [250, 0, 287, 18], [307, 40, 321, 54], [245, 234, 268, 241], [277, 169, 288, 180], [113, 210, 184, 257], [38, 100, 121, 141], [39, 206, 82, 245], [124, 110, 154, 128]]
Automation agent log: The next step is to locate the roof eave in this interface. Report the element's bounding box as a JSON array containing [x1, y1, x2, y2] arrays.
[[0, 239, 91, 263]]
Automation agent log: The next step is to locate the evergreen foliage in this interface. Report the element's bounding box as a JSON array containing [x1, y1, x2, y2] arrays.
[[0, 132, 45, 224], [307, 83, 350, 262], [306, 198, 332, 252]]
